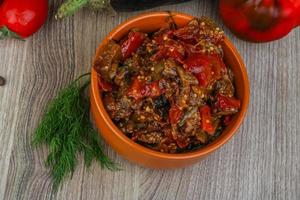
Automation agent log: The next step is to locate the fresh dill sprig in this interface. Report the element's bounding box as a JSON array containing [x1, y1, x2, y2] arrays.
[[33, 73, 119, 190]]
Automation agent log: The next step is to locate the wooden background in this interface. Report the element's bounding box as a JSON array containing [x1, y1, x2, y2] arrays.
[[0, 1, 299, 199]]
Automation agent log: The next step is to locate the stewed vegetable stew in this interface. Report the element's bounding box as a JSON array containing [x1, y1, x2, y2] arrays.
[[94, 17, 241, 153]]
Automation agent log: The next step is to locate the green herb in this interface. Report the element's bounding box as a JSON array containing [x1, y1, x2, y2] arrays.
[[33, 73, 119, 190]]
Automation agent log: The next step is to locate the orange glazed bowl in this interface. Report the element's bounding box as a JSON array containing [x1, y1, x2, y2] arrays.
[[90, 11, 250, 168]]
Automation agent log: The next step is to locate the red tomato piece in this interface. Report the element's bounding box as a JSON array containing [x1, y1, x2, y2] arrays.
[[169, 104, 182, 125], [121, 31, 145, 59], [98, 76, 112, 92], [200, 105, 215, 135], [217, 94, 241, 111], [0, 0, 48, 39]]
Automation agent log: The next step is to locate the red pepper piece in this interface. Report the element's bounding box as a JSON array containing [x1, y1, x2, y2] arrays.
[[121, 31, 145, 59], [216, 94, 241, 111], [141, 81, 162, 98], [184, 54, 212, 87], [127, 78, 144, 100], [151, 40, 185, 63], [200, 105, 215, 135], [154, 29, 174, 44], [181, 42, 201, 56], [127, 77, 162, 101], [169, 104, 182, 125], [174, 22, 199, 44], [184, 54, 226, 87], [175, 135, 189, 148], [223, 115, 233, 126], [98, 76, 112, 92], [219, 0, 300, 42], [208, 54, 227, 74], [131, 132, 141, 142]]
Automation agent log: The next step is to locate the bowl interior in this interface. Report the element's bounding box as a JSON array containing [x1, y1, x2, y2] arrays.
[[91, 11, 250, 158]]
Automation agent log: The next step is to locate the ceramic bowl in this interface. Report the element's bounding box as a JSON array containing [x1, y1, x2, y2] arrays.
[[90, 11, 250, 168]]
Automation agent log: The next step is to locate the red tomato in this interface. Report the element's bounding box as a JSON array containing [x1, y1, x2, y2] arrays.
[[216, 94, 241, 111], [199, 105, 215, 135], [169, 104, 182, 125], [184, 53, 226, 87], [0, 0, 48, 39], [121, 31, 145, 59], [98, 76, 112, 92]]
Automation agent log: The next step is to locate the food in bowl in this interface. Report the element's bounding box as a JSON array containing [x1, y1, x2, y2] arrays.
[[94, 17, 241, 153]]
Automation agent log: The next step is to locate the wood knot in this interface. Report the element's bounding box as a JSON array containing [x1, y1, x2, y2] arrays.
[[0, 76, 6, 86]]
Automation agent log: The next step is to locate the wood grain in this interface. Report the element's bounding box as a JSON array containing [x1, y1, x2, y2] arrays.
[[0, 0, 299, 199]]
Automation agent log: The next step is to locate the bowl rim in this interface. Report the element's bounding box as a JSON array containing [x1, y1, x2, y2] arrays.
[[91, 11, 250, 160]]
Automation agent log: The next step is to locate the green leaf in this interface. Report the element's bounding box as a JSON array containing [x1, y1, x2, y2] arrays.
[[0, 26, 25, 41]]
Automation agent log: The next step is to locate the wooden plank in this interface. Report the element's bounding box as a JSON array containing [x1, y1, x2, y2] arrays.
[[0, 0, 299, 199], [0, 40, 30, 199]]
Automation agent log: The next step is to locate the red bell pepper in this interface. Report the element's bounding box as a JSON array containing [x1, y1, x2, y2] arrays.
[[216, 94, 241, 111], [199, 105, 215, 135], [219, 0, 300, 42], [121, 31, 145, 59]]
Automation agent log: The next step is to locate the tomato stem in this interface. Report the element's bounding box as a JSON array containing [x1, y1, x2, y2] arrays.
[[0, 26, 24, 40]]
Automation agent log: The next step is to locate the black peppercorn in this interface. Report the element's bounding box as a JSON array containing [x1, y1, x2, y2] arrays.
[[0, 76, 5, 86]]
